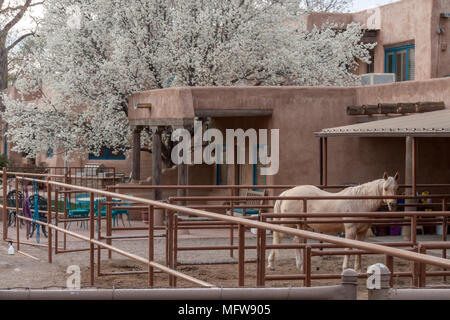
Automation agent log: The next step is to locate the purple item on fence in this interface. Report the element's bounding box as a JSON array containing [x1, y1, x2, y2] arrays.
[[22, 180, 32, 236], [390, 226, 402, 236]]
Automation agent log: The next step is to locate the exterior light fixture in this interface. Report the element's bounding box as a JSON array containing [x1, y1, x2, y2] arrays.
[[134, 103, 152, 110]]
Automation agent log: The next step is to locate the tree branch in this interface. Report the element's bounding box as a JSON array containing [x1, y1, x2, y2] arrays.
[[1, 0, 33, 36], [0, 1, 43, 15], [6, 32, 34, 51]]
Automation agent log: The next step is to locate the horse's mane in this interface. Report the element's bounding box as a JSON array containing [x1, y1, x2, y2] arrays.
[[338, 179, 384, 211], [342, 179, 384, 197]]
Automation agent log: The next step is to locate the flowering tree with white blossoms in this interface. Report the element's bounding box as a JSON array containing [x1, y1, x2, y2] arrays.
[[2, 0, 373, 164], [300, 0, 353, 12], [1, 0, 44, 103]]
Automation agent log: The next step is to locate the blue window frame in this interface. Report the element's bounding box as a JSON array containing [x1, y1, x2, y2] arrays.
[[215, 144, 227, 185], [215, 144, 268, 186], [89, 147, 126, 160], [47, 148, 54, 159], [385, 44, 415, 82], [252, 144, 267, 187]]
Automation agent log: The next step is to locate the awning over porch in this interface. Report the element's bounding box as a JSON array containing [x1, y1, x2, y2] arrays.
[[315, 109, 450, 227], [315, 109, 450, 138]]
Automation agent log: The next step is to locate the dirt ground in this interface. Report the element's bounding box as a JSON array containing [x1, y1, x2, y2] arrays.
[[1, 224, 449, 300]]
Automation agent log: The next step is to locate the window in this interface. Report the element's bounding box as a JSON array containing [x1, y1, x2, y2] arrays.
[[385, 45, 415, 81], [252, 145, 268, 186], [89, 147, 125, 160], [47, 148, 54, 159], [215, 144, 227, 185], [367, 50, 375, 74]]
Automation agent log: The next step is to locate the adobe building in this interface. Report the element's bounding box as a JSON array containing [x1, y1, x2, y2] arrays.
[[304, 0, 450, 81], [2, 0, 449, 191], [128, 78, 450, 197]]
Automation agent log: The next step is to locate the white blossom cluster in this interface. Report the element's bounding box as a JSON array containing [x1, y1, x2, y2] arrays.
[[1, 0, 373, 159]]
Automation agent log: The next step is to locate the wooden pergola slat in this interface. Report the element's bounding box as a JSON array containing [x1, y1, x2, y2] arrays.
[[347, 102, 445, 116]]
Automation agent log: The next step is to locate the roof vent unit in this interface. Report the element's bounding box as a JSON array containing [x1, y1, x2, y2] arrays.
[[361, 73, 395, 86]]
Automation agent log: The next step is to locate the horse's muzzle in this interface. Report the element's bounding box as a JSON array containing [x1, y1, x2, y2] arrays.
[[387, 203, 397, 211]]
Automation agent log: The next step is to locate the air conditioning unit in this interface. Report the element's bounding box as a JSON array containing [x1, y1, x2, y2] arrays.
[[361, 73, 395, 86]]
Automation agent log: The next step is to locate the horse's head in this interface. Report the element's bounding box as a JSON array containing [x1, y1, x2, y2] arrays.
[[382, 172, 400, 211]]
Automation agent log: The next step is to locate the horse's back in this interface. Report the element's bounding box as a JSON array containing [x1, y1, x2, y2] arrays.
[[279, 185, 336, 212], [278, 185, 345, 233]]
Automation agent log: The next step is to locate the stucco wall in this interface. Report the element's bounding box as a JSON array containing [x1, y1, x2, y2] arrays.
[[36, 149, 154, 179], [128, 79, 450, 193], [434, 0, 450, 78], [374, 0, 433, 80], [306, 0, 449, 81]]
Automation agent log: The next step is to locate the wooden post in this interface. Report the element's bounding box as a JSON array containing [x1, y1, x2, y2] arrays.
[[3, 167, 7, 240], [412, 137, 417, 195], [303, 246, 312, 287], [442, 198, 447, 281], [403, 136, 416, 241], [89, 192, 95, 286], [177, 163, 187, 205], [260, 216, 267, 287], [167, 209, 175, 287], [47, 178, 52, 263], [323, 137, 328, 187], [319, 138, 323, 186], [230, 187, 235, 258], [152, 127, 163, 201], [63, 173, 67, 251], [148, 205, 154, 287], [55, 188, 59, 255], [132, 126, 142, 182], [15, 177, 18, 229], [106, 186, 112, 259], [385, 255, 394, 288], [238, 223, 245, 287]]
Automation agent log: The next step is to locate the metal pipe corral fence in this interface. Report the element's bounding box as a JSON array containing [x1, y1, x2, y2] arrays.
[[3, 169, 450, 293]]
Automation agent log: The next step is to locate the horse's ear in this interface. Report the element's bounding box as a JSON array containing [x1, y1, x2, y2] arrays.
[[394, 172, 400, 181], [383, 172, 388, 180]]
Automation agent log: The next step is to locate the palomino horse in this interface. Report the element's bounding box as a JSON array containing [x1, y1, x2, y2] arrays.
[[267, 172, 400, 273]]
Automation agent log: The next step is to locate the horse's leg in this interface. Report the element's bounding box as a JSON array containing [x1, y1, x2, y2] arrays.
[[294, 224, 305, 271], [354, 231, 366, 273], [268, 230, 282, 271], [342, 226, 356, 271], [293, 235, 304, 271]]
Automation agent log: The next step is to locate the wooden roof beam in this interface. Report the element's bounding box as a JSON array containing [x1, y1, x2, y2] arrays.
[[347, 102, 445, 116]]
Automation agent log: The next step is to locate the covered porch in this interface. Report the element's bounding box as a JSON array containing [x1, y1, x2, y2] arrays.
[[127, 87, 275, 200], [316, 109, 450, 238]]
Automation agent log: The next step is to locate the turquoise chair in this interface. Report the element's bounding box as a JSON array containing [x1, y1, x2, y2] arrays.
[[94, 199, 122, 229], [112, 199, 131, 227], [66, 197, 90, 229], [75, 194, 91, 211], [94, 199, 107, 231], [76, 193, 90, 201]]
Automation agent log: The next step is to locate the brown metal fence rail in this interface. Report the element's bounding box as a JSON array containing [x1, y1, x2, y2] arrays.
[[109, 183, 450, 262], [0, 269, 358, 300], [3, 170, 450, 290]]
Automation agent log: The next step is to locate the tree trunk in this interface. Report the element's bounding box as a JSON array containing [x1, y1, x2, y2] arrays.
[[132, 127, 142, 182], [152, 127, 163, 201], [0, 44, 8, 111]]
